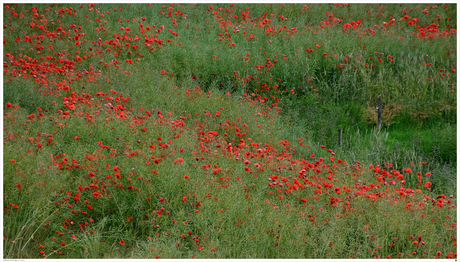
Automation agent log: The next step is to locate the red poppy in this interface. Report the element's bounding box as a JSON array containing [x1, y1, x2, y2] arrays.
[[6, 102, 13, 109], [334, 187, 341, 194], [92, 191, 101, 198], [119, 240, 125, 245]]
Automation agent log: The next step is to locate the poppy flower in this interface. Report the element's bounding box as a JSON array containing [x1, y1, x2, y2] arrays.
[[334, 187, 341, 194], [92, 191, 101, 198], [119, 240, 125, 245], [6, 102, 13, 109]]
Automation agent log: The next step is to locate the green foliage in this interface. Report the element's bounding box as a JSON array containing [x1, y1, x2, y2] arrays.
[[3, 3, 456, 259]]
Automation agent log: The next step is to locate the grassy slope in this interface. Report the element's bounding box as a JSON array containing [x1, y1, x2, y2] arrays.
[[3, 3, 457, 259]]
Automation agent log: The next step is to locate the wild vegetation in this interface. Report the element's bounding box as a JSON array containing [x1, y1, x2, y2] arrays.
[[3, 3, 457, 259]]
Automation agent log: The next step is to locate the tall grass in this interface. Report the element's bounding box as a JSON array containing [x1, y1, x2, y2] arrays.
[[3, 3, 457, 259]]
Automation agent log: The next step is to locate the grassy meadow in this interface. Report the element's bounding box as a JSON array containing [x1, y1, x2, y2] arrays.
[[2, 3, 457, 259]]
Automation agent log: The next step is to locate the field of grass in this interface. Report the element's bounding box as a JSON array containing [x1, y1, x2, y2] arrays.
[[2, 3, 457, 259]]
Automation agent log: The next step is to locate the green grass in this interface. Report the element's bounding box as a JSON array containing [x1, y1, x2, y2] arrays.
[[3, 3, 457, 259]]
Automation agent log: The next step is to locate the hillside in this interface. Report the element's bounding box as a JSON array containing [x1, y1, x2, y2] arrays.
[[3, 3, 457, 259]]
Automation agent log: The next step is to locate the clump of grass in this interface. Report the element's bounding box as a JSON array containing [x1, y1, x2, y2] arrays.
[[363, 103, 405, 128]]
